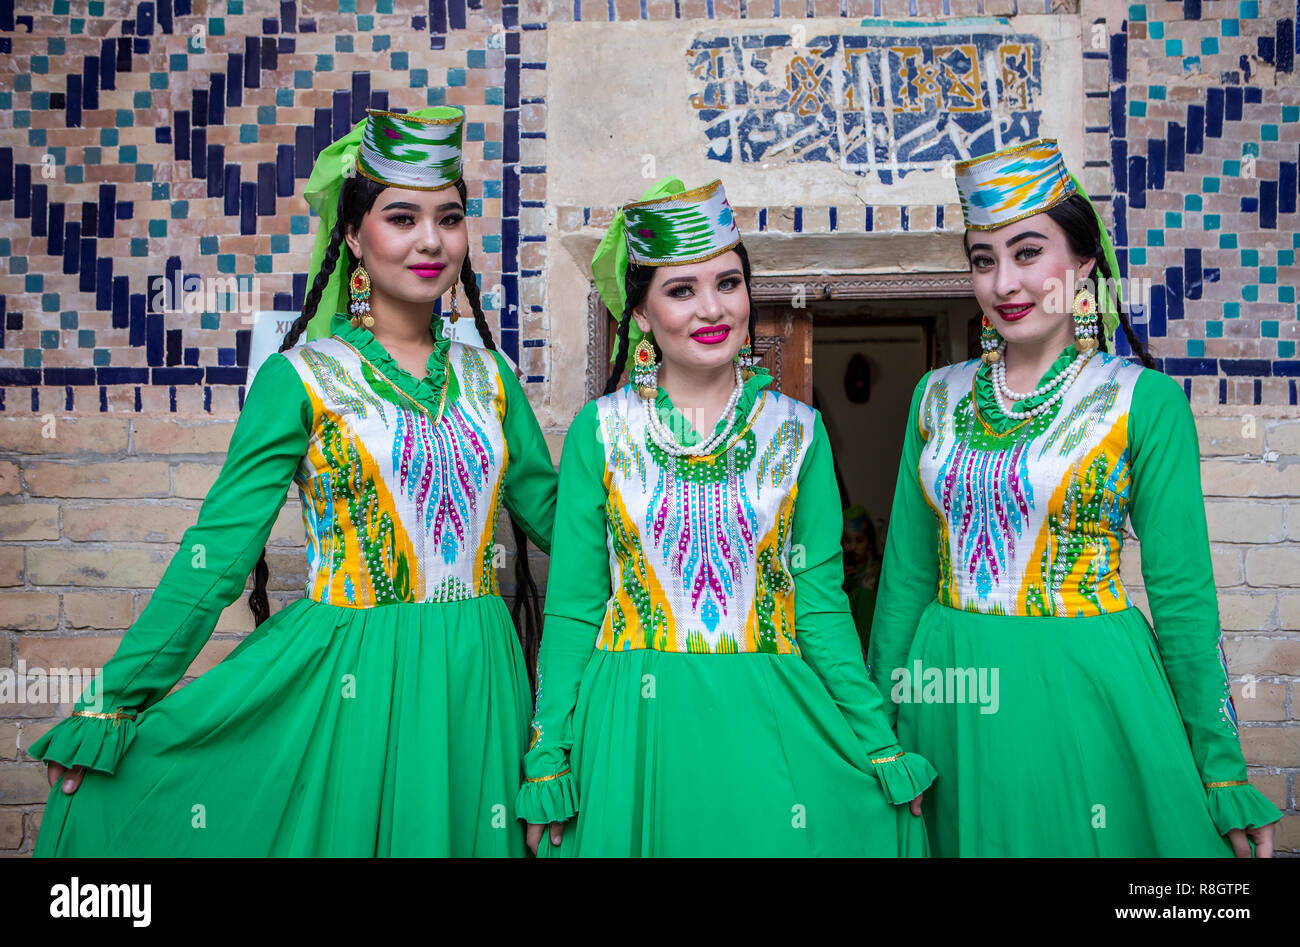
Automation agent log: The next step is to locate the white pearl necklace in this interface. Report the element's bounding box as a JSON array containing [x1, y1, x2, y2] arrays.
[[643, 363, 745, 457], [991, 345, 1093, 420]]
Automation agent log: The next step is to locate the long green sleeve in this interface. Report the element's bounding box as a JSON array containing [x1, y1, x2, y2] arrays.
[[515, 399, 606, 824], [28, 353, 311, 776], [793, 411, 936, 804], [490, 351, 557, 556], [866, 373, 939, 729], [1127, 370, 1282, 834]]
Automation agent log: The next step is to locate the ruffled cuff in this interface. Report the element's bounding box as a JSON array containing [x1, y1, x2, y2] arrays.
[[1204, 781, 1283, 835], [515, 769, 578, 825], [26, 710, 139, 776], [868, 750, 938, 805]]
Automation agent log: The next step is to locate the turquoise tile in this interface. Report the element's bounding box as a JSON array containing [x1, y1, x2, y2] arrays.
[[1262, 320, 1279, 337], [448, 68, 466, 87], [131, 238, 148, 256], [48, 37, 64, 54], [0, 92, 9, 110], [316, 54, 333, 71], [1281, 341, 1296, 358], [201, 312, 220, 330], [31, 91, 48, 109], [1182, 56, 1201, 71], [483, 140, 502, 160], [170, 54, 187, 71], [1241, 0, 1258, 17], [467, 198, 483, 217], [31, 56, 48, 73], [93, 348, 110, 365], [150, 72, 168, 89], [70, 18, 83, 33], [468, 49, 486, 68], [1202, 176, 1220, 193], [1186, 339, 1204, 356], [200, 236, 218, 254], [1130, 247, 1147, 264], [276, 88, 294, 107], [1285, 107, 1300, 124], [1282, 286, 1296, 303], [1165, 39, 1182, 56], [149, 219, 167, 237], [208, 17, 225, 36], [1128, 3, 1146, 20], [228, 0, 243, 11], [1206, 321, 1223, 338], [89, 0, 104, 13], [271, 234, 289, 253], [1149, 21, 1164, 39], [41, 330, 59, 346], [1221, 18, 1239, 36], [60, 311, 77, 329], [467, 122, 485, 141], [378, 0, 393, 11], [255, 255, 272, 273], [291, 216, 309, 234], [257, 105, 276, 124], [374, 35, 391, 52], [1224, 302, 1240, 318], [391, 51, 408, 70], [1242, 248, 1259, 265], [1260, 266, 1277, 283], [1149, 85, 1166, 99], [171, 201, 188, 218], [1130, 100, 1147, 117], [151, 182, 168, 200], [1204, 214, 1220, 229], [0, 238, 9, 255], [1165, 211, 1182, 228], [336, 35, 354, 52], [14, 111, 29, 128], [1262, 125, 1279, 141], [133, 91, 151, 108], [78, 330, 94, 348], [24, 349, 41, 368], [101, 128, 116, 145], [84, 146, 100, 163], [482, 235, 502, 254], [1242, 141, 1259, 157], [65, 166, 83, 183], [1243, 285, 1259, 301], [1222, 159, 1240, 175], [134, 164, 153, 181], [1201, 37, 1218, 55], [120, 145, 137, 162], [1279, 250, 1295, 266], [240, 124, 258, 143], [1147, 229, 1165, 246], [426, 87, 446, 105], [1185, 193, 1202, 211], [14, 75, 29, 91], [486, 87, 504, 105], [339, 0, 356, 10], [410, 68, 428, 87], [27, 129, 45, 147], [25, 275, 41, 292], [115, 109, 133, 127], [357, 15, 373, 30], [218, 254, 236, 273], [295, 71, 313, 88], [484, 180, 502, 198]]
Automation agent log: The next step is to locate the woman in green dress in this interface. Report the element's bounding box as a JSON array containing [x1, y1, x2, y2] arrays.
[[517, 178, 934, 857], [868, 138, 1282, 857], [30, 106, 557, 856]]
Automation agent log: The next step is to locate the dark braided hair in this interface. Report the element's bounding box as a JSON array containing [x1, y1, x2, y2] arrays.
[[604, 240, 761, 395], [247, 173, 546, 687]]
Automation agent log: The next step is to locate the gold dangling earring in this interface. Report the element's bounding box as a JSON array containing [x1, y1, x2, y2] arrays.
[[349, 264, 374, 329], [980, 314, 1002, 364], [449, 282, 461, 324], [1073, 284, 1099, 351], [632, 335, 659, 400], [737, 333, 756, 380]]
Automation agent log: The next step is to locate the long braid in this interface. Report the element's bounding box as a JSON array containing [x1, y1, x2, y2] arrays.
[[606, 312, 633, 395], [247, 206, 349, 626], [449, 177, 545, 687], [1093, 248, 1157, 369]]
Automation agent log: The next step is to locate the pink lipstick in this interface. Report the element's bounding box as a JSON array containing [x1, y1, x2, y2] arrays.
[[691, 325, 731, 345]]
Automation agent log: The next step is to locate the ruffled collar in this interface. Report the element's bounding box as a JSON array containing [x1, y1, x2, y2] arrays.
[[973, 342, 1084, 433], [649, 364, 776, 450], [328, 310, 453, 412]]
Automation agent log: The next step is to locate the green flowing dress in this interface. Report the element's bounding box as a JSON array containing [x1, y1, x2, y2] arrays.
[[30, 312, 557, 857], [868, 344, 1283, 857], [517, 368, 936, 857]]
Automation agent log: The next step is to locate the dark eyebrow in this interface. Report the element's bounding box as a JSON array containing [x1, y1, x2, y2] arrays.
[[714, 268, 743, 280], [968, 241, 993, 253], [1005, 230, 1047, 246], [662, 268, 744, 288], [379, 200, 464, 212]]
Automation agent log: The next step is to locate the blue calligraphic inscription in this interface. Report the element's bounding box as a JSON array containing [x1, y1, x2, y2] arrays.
[[686, 31, 1044, 183]]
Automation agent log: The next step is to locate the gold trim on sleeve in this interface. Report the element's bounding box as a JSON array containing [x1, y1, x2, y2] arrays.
[[870, 751, 906, 765], [70, 708, 138, 728], [1203, 779, 1248, 789]]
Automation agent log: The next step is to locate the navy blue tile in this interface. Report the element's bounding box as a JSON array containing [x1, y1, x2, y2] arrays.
[[66, 74, 82, 128], [1112, 194, 1127, 246], [0, 148, 11, 202], [81, 200, 96, 233], [1275, 360, 1300, 377], [235, 329, 251, 365], [1166, 122, 1185, 172], [1164, 266, 1183, 320], [1259, 36, 1276, 65], [79, 237, 96, 292], [209, 74, 225, 125], [1226, 86, 1243, 121], [1128, 155, 1146, 208], [1183, 0, 1200, 18], [1206, 87, 1224, 138], [372, 89, 388, 112], [293, 126, 312, 177], [261, 36, 277, 71], [503, 165, 519, 218], [186, 347, 201, 367], [155, 126, 171, 144], [146, 310, 163, 365], [258, 162, 275, 215], [158, 0, 173, 33], [30, 185, 46, 235], [207, 144, 225, 197], [1185, 248, 1202, 300], [240, 181, 257, 235], [1110, 87, 1126, 137], [134, 37, 150, 55], [506, 29, 520, 55], [175, 110, 190, 160], [449, 0, 466, 30], [1241, 196, 1258, 212], [116, 201, 131, 219], [1219, 378, 1227, 403], [505, 57, 519, 110], [129, 293, 146, 345], [192, 89, 208, 126], [1221, 358, 1270, 375], [502, 217, 519, 273], [1244, 86, 1263, 104], [63, 222, 80, 275], [1279, 20, 1295, 73], [499, 328, 518, 365], [204, 367, 245, 385], [83, 56, 99, 111], [299, 18, 314, 33], [281, 0, 297, 33], [155, 367, 204, 385], [313, 109, 332, 159], [503, 109, 519, 164], [1147, 140, 1165, 189], [1110, 31, 1127, 82], [263, 18, 278, 33], [47, 202, 63, 255], [351, 72, 370, 124], [831, 207, 839, 231], [166, 328, 182, 366], [1164, 358, 1217, 374], [292, 272, 306, 310], [42, 368, 94, 386], [96, 366, 147, 385], [116, 36, 132, 73], [276, 144, 294, 196], [224, 164, 240, 215], [273, 292, 293, 311], [1261, 180, 1278, 229], [137, 1, 154, 35], [332, 91, 352, 140], [501, 274, 519, 329], [242, 36, 261, 90], [99, 38, 115, 91], [226, 53, 243, 107], [1281, 162, 1297, 214], [96, 259, 112, 310], [864, 206, 874, 231], [1187, 104, 1204, 154]]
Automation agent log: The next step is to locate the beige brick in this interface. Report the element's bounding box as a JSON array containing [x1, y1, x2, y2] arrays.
[[0, 503, 58, 541], [0, 636, 10, 668], [1218, 591, 1276, 631], [1247, 770, 1288, 809], [132, 418, 236, 455], [25, 809, 41, 849], [0, 724, 16, 761], [0, 764, 51, 805], [1211, 546, 1245, 586], [1, 592, 59, 630], [16, 721, 54, 761], [0, 809, 21, 849], [28, 547, 173, 589], [0, 548, 23, 587], [1240, 727, 1300, 768], [26, 462, 170, 499], [214, 599, 257, 635], [1245, 546, 1300, 587], [16, 636, 123, 674], [1196, 416, 1265, 456], [1223, 636, 1300, 676], [1200, 460, 1300, 498], [1205, 502, 1286, 543], [1232, 681, 1287, 722], [0, 463, 20, 496], [268, 505, 305, 546], [171, 464, 221, 499], [1281, 593, 1300, 631], [0, 417, 129, 455], [1274, 814, 1300, 855], [1266, 419, 1300, 454], [62, 502, 199, 543], [62, 591, 134, 630]]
